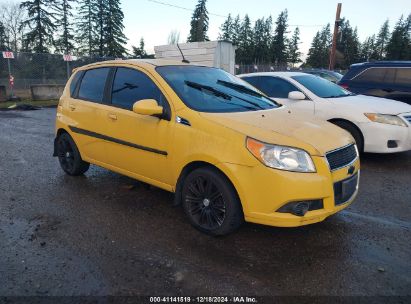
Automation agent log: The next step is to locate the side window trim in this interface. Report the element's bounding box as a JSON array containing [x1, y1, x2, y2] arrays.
[[108, 66, 172, 121], [77, 67, 111, 104], [72, 71, 85, 99]]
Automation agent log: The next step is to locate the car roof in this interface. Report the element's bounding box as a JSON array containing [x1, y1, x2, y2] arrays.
[[238, 71, 309, 78], [350, 61, 411, 68], [74, 59, 192, 71]]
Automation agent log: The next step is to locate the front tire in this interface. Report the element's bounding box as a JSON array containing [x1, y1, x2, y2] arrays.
[[182, 167, 244, 236], [56, 133, 90, 176]]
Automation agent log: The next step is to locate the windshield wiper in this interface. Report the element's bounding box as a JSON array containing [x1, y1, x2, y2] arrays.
[[184, 81, 231, 100], [185, 80, 266, 110], [217, 80, 279, 109], [217, 80, 265, 98]]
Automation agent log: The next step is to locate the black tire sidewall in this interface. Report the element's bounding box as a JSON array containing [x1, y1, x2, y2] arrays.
[[333, 121, 364, 152], [182, 167, 243, 236], [57, 133, 89, 176]]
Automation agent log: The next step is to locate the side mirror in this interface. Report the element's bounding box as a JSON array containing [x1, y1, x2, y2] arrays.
[[133, 99, 163, 117], [288, 91, 306, 100]]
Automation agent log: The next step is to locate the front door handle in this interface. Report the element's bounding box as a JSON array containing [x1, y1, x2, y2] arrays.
[[108, 113, 117, 121]]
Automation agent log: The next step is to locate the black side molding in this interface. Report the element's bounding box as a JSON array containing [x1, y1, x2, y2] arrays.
[[69, 126, 168, 156]]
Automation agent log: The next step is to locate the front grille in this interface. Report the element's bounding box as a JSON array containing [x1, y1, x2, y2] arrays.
[[326, 144, 357, 171], [334, 173, 359, 205], [403, 115, 411, 125]]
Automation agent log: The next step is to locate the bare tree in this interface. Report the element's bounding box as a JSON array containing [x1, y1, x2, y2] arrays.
[[167, 30, 180, 45], [0, 1, 27, 52]]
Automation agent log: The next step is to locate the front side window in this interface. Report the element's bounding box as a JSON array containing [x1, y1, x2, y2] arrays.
[[292, 75, 352, 98], [156, 66, 278, 113], [78, 68, 110, 102], [111, 68, 166, 110], [257, 76, 300, 98]]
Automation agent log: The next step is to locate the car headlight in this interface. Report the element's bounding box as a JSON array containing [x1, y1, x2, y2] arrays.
[[364, 113, 408, 127], [246, 137, 316, 173]]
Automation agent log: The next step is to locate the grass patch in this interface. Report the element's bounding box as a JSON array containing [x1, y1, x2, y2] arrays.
[[0, 99, 58, 109]]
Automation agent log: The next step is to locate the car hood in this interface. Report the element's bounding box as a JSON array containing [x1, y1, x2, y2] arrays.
[[327, 95, 411, 114], [200, 107, 353, 156]]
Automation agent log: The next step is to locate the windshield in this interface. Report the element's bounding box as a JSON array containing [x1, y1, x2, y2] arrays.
[[292, 75, 352, 98], [156, 66, 279, 113], [329, 71, 343, 80]]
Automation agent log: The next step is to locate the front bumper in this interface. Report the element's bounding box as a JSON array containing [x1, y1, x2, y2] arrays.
[[359, 117, 411, 153], [220, 155, 360, 227]]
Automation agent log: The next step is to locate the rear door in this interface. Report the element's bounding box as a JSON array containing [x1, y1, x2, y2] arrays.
[[68, 67, 112, 163]]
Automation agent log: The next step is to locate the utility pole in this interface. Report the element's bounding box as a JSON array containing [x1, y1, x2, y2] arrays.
[[329, 3, 342, 70]]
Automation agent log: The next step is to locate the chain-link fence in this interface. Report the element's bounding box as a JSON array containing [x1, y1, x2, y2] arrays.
[[0, 52, 296, 100], [0, 52, 118, 99]]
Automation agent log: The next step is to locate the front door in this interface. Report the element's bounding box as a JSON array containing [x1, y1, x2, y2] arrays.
[[103, 67, 174, 188]]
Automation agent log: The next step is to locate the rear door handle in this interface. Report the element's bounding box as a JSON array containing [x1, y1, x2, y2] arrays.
[[108, 113, 117, 121]]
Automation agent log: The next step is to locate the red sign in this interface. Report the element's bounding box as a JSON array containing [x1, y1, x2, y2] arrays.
[[63, 54, 73, 62], [2, 51, 14, 59]]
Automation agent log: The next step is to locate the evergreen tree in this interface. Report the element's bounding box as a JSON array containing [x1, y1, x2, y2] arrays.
[[20, 0, 58, 53], [76, 0, 98, 55], [218, 13, 233, 41], [104, 0, 128, 57], [231, 15, 241, 45], [386, 14, 411, 60], [359, 35, 378, 62], [288, 27, 301, 66], [187, 0, 209, 42], [132, 37, 146, 57], [95, 0, 106, 56], [336, 19, 360, 69], [271, 10, 288, 65], [306, 24, 331, 68], [236, 14, 253, 63], [54, 0, 76, 54], [0, 21, 8, 50], [375, 20, 390, 60], [252, 17, 266, 63]]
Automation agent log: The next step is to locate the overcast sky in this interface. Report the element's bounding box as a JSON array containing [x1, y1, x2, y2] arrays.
[[123, 0, 409, 57]]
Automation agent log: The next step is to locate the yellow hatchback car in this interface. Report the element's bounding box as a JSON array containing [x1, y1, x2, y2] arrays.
[[54, 59, 360, 235]]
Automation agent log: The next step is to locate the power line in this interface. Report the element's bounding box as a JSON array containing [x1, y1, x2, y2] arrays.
[[147, 0, 326, 28], [147, 0, 227, 18]]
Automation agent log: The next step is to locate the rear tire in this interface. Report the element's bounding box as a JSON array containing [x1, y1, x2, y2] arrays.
[[331, 120, 364, 153], [56, 133, 90, 176], [182, 167, 244, 236]]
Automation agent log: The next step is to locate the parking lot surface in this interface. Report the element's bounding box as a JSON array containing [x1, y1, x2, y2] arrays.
[[0, 108, 410, 297]]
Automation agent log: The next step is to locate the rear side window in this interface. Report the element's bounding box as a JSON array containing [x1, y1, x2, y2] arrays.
[[78, 68, 110, 102], [111, 67, 165, 110], [70, 71, 82, 97], [395, 68, 411, 85], [353, 68, 395, 84], [257, 76, 299, 98]]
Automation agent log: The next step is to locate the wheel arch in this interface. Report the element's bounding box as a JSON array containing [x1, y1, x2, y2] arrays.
[[328, 118, 364, 150], [173, 161, 241, 208], [53, 128, 70, 157]]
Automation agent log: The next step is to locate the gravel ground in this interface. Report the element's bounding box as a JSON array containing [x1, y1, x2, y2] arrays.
[[0, 108, 410, 300]]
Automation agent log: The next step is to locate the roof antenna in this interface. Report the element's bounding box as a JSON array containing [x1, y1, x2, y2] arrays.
[[177, 43, 190, 64]]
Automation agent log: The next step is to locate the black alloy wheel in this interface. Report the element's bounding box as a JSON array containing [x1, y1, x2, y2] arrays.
[[182, 167, 243, 236]]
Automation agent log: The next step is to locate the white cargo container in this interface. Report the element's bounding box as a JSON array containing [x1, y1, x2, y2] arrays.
[[154, 41, 236, 74]]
